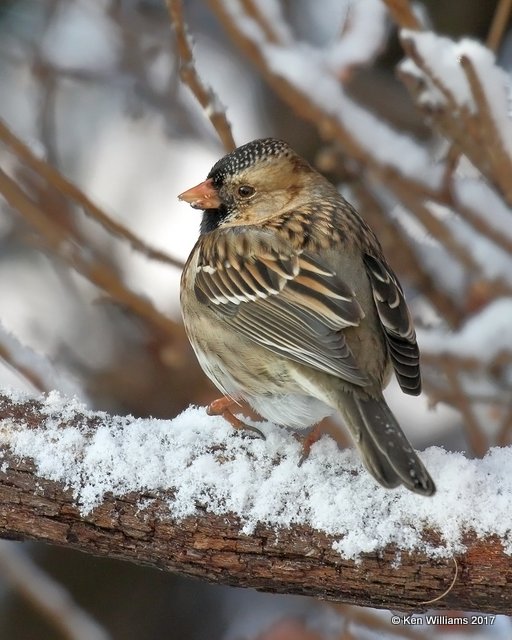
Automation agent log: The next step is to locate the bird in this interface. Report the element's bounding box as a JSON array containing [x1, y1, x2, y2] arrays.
[[179, 138, 435, 496]]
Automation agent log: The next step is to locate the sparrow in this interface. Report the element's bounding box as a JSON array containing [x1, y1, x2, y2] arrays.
[[179, 138, 435, 496]]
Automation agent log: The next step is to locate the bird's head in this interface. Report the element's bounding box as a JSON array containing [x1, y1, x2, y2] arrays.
[[178, 138, 319, 234]]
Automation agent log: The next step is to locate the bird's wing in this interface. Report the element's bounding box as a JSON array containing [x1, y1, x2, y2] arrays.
[[363, 254, 421, 395], [193, 227, 369, 386]]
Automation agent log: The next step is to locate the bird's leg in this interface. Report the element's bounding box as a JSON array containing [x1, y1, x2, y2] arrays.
[[298, 423, 323, 466], [207, 396, 265, 439]]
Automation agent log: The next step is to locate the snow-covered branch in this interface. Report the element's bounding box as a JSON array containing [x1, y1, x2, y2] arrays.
[[399, 31, 512, 205], [0, 391, 512, 614]]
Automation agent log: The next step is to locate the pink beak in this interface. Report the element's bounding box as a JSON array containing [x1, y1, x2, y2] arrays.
[[178, 178, 221, 209]]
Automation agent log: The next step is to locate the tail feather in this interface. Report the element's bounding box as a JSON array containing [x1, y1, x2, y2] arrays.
[[338, 392, 435, 496]]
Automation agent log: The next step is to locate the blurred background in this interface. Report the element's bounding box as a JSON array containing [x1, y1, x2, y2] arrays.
[[0, 0, 511, 638]]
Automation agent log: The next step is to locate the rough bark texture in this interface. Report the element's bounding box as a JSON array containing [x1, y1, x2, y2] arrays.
[[0, 395, 510, 614]]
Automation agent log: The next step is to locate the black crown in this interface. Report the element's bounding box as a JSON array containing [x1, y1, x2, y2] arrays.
[[207, 138, 290, 186]]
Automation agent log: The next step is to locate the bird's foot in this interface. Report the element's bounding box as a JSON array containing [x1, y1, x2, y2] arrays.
[[298, 424, 323, 466], [207, 396, 266, 439]]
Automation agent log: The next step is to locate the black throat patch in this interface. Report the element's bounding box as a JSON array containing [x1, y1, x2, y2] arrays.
[[199, 204, 230, 234]]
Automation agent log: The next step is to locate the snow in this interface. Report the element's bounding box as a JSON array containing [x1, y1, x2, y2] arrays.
[[400, 30, 474, 108], [326, 0, 388, 72], [387, 202, 467, 299], [263, 44, 443, 187], [0, 321, 84, 398], [455, 39, 512, 158], [219, 0, 443, 188], [256, 0, 293, 44], [147, 51, 173, 94], [400, 31, 512, 157], [454, 177, 512, 243], [426, 202, 512, 283], [1, 390, 512, 561], [419, 298, 512, 361], [41, 1, 120, 72]]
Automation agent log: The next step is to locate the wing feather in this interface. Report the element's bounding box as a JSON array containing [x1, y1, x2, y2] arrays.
[[363, 254, 421, 395], [194, 228, 368, 386]]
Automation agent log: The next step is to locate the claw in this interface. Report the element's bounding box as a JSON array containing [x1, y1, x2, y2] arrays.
[[298, 423, 323, 466], [207, 396, 266, 440]]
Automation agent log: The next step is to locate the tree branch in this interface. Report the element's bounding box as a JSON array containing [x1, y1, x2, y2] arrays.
[[0, 394, 511, 614], [0, 119, 184, 270], [0, 165, 180, 339], [166, 0, 236, 152]]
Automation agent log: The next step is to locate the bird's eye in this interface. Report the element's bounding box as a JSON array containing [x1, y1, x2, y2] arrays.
[[237, 185, 255, 198]]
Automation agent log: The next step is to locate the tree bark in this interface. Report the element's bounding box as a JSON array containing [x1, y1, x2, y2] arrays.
[[0, 394, 510, 615]]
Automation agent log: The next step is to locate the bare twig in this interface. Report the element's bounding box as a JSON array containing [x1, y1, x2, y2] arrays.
[[421, 349, 512, 452], [0, 542, 111, 640], [0, 336, 47, 393], [0, 166, 182, 338], [0, 119, 184, 270], [166, 0, 236, 152], [496, 406, 512, 447], [240, 0, 282, 44], [487, 0, 512, 52], [382, 0, 422, 30], [445, 365, 488, 455]]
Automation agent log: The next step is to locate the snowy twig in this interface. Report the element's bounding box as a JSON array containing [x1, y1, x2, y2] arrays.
[[398, 197, 478, 274], [207, 0, 443, 198], [0, 333, 48, 393], [392, 0, 512, 198], [205, 0, 512, 448], [31, 0, 62, 168], [0, 542, 111, 640], [205, 0, 501, 325], [1, 393, 512, 614], [166, 0, 236, 152], [327, 0, 389, 78], [453, 181, 512, 258], [0, 321, 83, 396], [421, 348, 512, 452], [458, 54, 512, 205], [0, 119, 184, 270], [399, 33, 512, 207]]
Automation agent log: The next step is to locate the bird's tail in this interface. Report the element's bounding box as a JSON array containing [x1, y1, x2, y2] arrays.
[[336, 392, 435, 496]]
